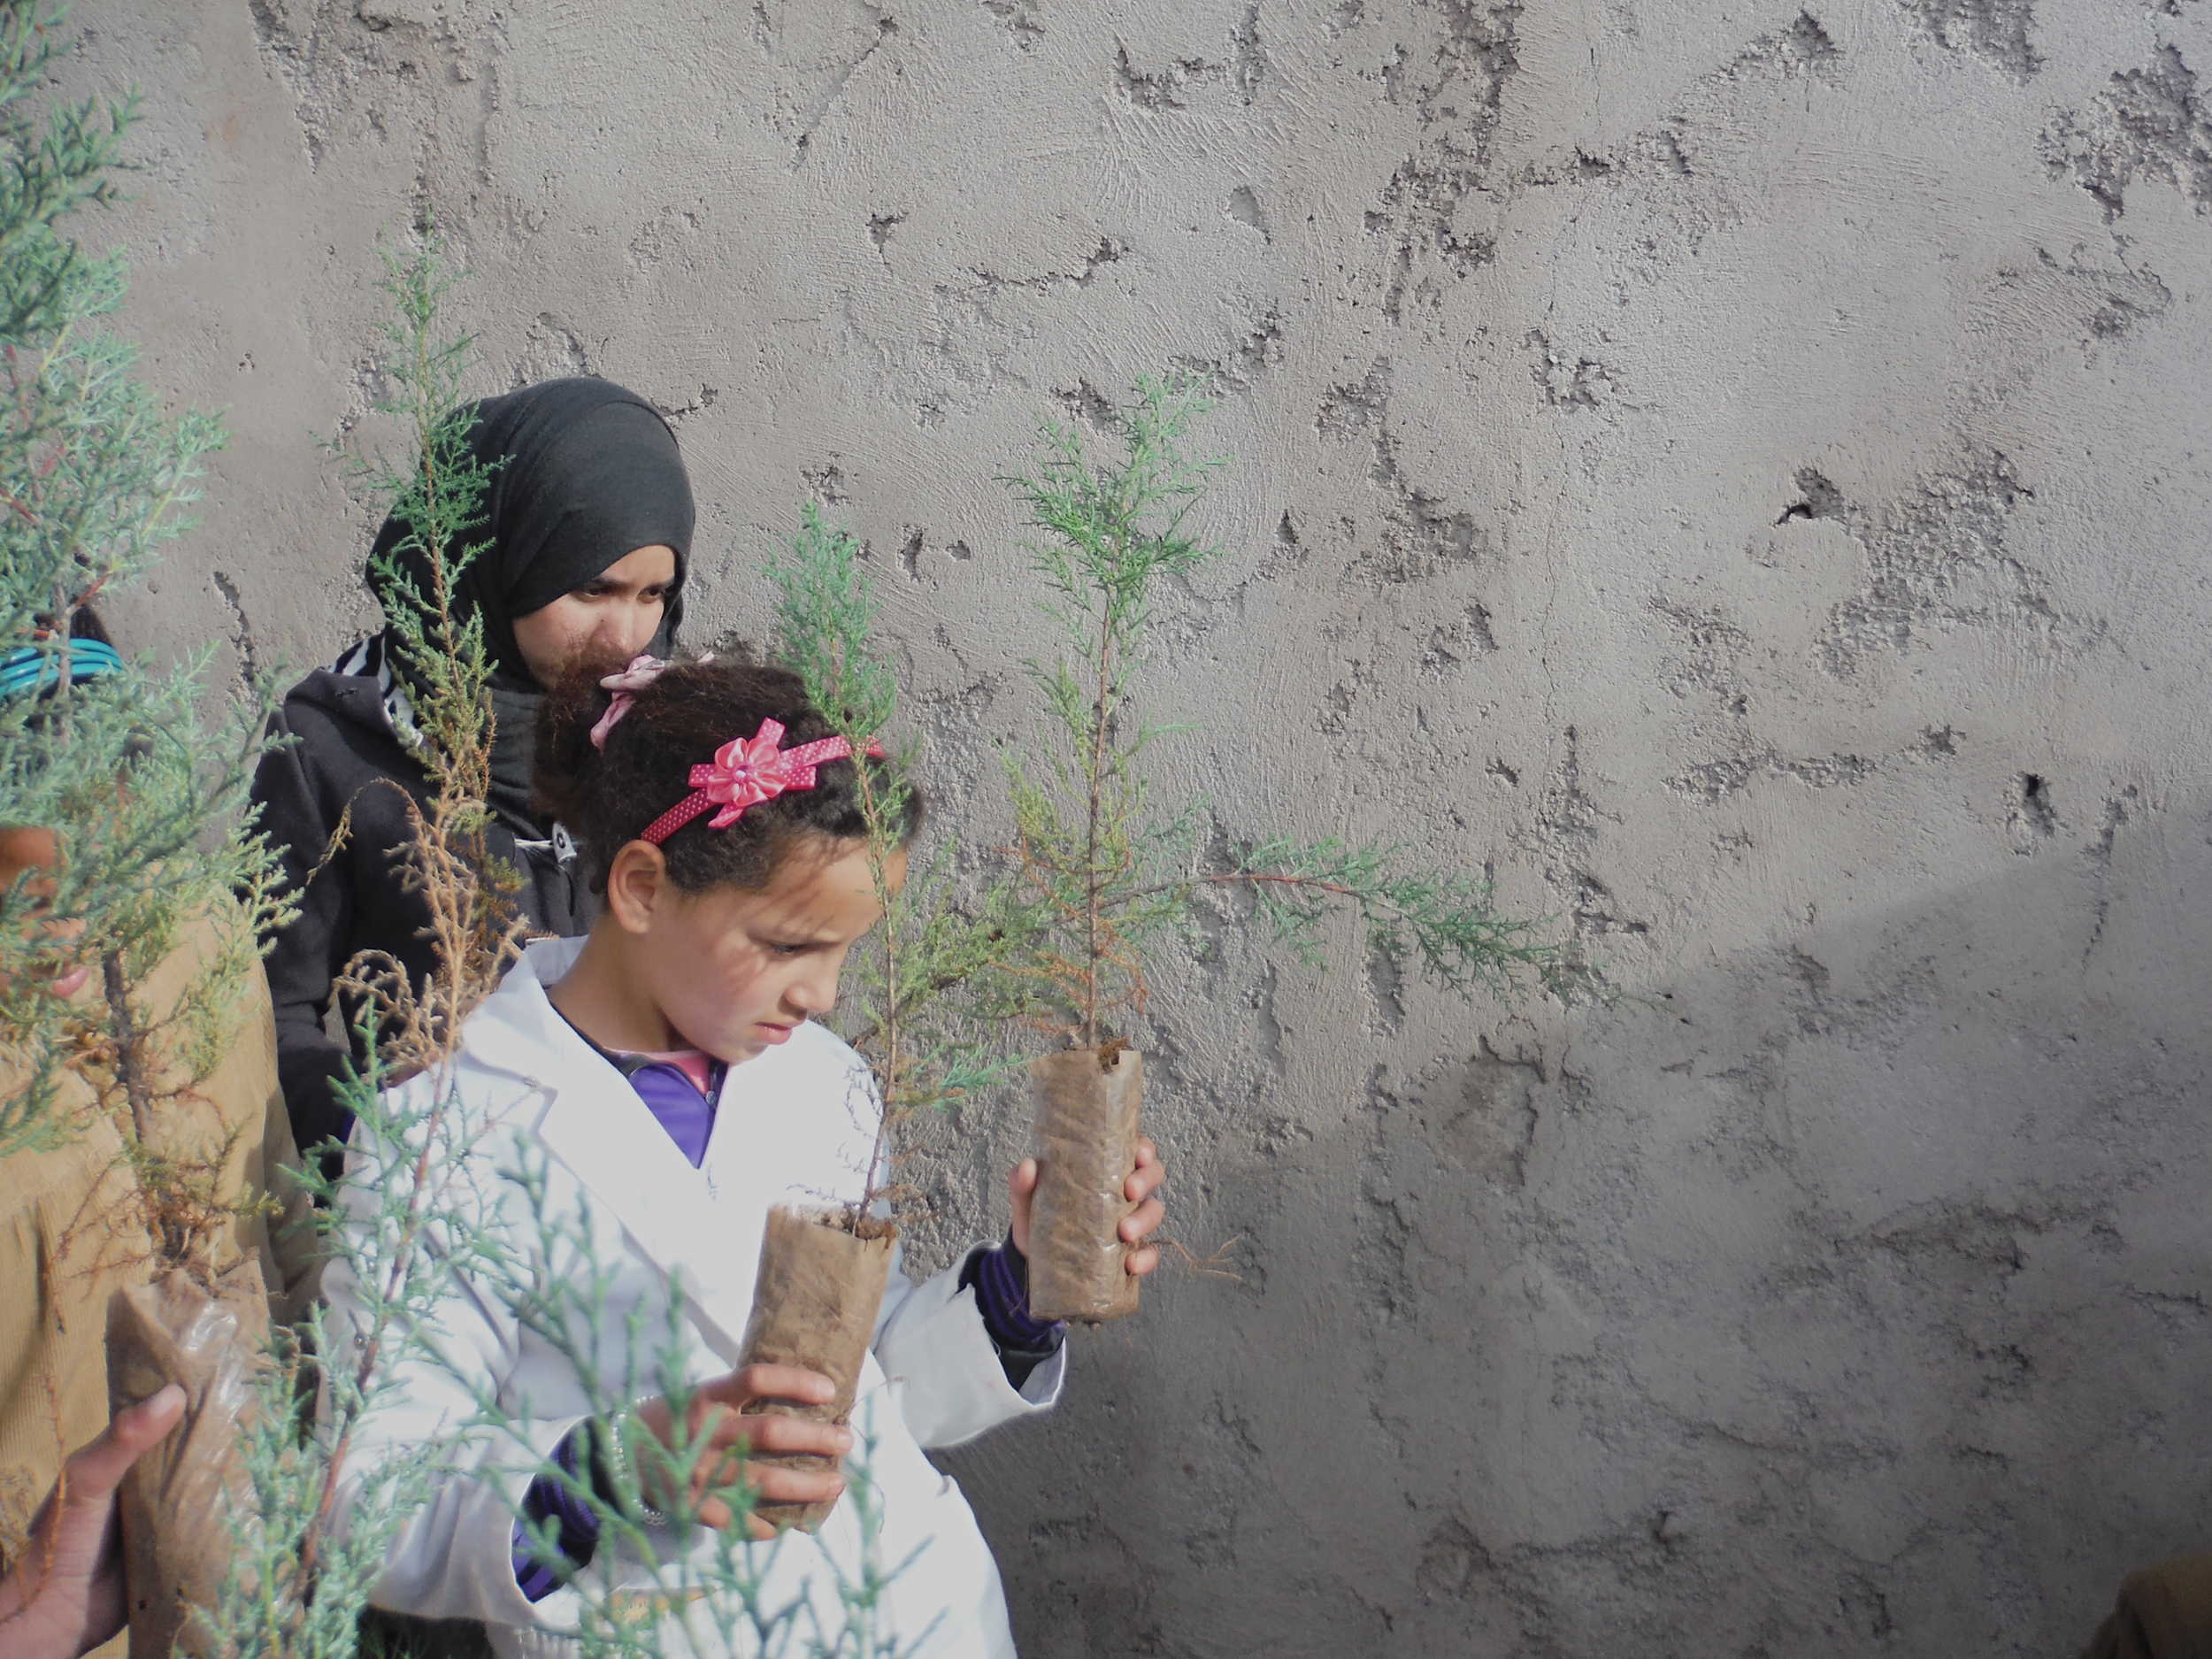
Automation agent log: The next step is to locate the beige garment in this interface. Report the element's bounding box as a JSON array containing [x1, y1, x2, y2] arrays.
[[2082, 1554, 2212, 1659], [0, 901, 310, 1574]]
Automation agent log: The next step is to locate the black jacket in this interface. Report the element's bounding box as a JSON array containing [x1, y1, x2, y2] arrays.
[[250, 665, 595, 1160]]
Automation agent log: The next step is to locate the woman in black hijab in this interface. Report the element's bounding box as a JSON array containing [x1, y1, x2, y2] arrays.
[[252, 378, 696, 1159]]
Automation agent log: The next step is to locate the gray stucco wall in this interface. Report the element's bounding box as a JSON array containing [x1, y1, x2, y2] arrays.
[[63, 0, 2212, 1652]]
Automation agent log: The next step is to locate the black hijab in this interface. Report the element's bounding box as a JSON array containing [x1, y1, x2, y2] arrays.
[[364, 377, 695, 834]]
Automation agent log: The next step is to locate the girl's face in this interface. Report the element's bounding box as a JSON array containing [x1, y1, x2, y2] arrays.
[[511, 543, 679, 688], [634, 840, 906, 1064]]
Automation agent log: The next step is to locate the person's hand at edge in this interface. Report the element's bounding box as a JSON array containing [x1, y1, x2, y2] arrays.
[[0, 1384, 187, 1659]]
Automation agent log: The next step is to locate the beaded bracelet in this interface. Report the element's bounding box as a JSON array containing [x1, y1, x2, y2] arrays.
[[590, 1410, 672, 1529]]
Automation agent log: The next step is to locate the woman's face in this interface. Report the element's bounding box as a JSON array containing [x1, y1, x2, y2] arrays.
[[511, 543, 679, 687]]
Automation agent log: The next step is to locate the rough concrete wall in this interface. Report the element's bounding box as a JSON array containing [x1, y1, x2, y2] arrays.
[[61, 0, 2212, 1651]]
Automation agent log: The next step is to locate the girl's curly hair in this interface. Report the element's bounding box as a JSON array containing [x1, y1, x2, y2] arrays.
[[534, 652, 921, 895]]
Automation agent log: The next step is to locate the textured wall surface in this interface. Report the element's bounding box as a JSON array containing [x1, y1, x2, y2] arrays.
[[62, 0, 2212, 1652]]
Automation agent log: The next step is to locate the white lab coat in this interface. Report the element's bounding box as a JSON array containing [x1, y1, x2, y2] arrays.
[[323, 936, 1060, 1659]]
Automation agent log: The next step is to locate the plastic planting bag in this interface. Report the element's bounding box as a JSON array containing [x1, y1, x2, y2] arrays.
[[105, 1257, 268, 1659], [1025, 1046, 1141, 1324], [735, 1205, 895, 1532]]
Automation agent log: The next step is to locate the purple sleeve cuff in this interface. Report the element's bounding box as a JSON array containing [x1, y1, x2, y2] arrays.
[[972, 1240, 1065, 1352], [513, 1426, 601, 1602]]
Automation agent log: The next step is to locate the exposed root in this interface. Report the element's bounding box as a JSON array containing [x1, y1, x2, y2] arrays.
[[1155, 1233, 1247, 1284]]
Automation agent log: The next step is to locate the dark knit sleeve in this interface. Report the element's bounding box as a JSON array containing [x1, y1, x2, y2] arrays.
[[250, 701, 358, 1166], [958, 1236, 1066, 1390], [513, 1427, 602, 1601]]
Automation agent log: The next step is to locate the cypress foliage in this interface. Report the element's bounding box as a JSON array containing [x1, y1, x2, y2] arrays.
[[772, 507, 1038, 1212], [779, 378, 1593, 1077], [218, 236, 916, 1659], [998, 375, 1594, 1041], [0, 1, 284, 1194]]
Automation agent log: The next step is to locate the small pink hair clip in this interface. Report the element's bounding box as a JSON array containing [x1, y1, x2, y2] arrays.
[[589, 652, 714, 751], [639, 718, 886, 845]]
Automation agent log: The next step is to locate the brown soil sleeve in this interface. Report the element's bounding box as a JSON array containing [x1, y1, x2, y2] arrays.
[[734, 1207, 895, 1532], [1025, 1046, 1141, 1324], [105, 1257, 268, 1659]]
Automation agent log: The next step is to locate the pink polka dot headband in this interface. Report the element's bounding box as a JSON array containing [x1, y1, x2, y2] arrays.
[[590, 656, 885, 847]]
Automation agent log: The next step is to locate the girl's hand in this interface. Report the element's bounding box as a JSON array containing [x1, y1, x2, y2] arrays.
[[1008, 1138, 1168, 1278], [631, 1365, 850, 1536]]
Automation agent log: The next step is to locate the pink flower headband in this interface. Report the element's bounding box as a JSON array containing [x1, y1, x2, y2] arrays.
[[590, 657, 885, 847], [640, 719, 885, 846]]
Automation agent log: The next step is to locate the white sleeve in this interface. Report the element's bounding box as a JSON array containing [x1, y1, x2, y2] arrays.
[[323, 1123, 583, 1632], [871, 1242, 1064, 1450]]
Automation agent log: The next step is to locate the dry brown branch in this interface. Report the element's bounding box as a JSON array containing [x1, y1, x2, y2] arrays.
[[288, 323, 533, 1586], [98, 949, 155, 1145]]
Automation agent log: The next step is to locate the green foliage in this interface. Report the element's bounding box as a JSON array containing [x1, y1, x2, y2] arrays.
[[763, 376, 1587, 1165], [464, 1148, 918, 1659], [772, 505, 898, 742], [220, 232, 918, 1659], [333, 228, 528, 1065], [997, 373, 1586, 1046], [340, 229, 503, 817], [227, 1075, 927, 1659], [215, 1062, 498, 1659], [772, 507, 1035, 1207], [1222, 835, 1586, 1002], [994, 376, 1229, 1045], [0, 3, 131, 341], [211, 210, 912, 1659], [0, 0, 284, 1162], [1015, 377, 1226, 678], [208, 227, 525, 1659]]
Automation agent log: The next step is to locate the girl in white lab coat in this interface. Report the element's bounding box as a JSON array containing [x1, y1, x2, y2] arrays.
[[323, 654, 1167, 1659]]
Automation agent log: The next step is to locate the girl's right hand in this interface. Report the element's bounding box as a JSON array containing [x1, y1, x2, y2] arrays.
[[631, 1364, 850, 1536]]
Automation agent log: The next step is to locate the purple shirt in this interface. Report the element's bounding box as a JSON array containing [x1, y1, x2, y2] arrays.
[[607, 1049, 723, 1167]]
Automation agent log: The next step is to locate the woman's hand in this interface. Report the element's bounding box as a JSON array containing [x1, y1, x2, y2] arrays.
[[1009, 1137, 1168, 1277], [630, 1365, 849, 1537], [0, 1385, 187, 1659]]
